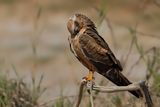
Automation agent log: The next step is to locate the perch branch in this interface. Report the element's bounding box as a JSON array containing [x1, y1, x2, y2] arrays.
[[74, 79, 86, 107], [92, 82, 140, 93], [140, 81, 153, 107], [75, 79, 153, 107], [87, 81, 94, 107]]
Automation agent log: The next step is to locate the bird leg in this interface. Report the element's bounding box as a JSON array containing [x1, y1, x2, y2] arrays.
[[85, 71, 94, 81]]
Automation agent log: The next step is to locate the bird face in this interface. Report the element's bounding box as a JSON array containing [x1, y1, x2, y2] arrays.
[[67, 15, 81, 37], [67, 14, 95, 37]]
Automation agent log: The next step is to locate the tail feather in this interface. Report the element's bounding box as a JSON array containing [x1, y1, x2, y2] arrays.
[[100, 69, 143, 98]]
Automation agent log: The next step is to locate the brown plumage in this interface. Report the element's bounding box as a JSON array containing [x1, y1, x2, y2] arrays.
[[67, 13, 143, 98]]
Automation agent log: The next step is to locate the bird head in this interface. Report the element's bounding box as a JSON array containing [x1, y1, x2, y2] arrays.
[[67, 13, 95, 37]]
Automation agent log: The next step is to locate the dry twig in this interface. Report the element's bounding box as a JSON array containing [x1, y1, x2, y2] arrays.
[[75, 79, 153, 107], [74, 79, 86, 107]]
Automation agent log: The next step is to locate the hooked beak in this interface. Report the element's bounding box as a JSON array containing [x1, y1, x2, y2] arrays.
[[67, 19, 77, 36]]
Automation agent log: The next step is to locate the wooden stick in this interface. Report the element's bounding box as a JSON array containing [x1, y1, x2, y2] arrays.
[[87, 81, 94, 107], [92, 82, 140, 93], [75, 80, 153, 107], [139, 81, 153, 107], [74, 79, 86, 107]]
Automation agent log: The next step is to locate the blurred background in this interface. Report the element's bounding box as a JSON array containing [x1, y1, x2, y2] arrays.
[[0, 0, 160, 106]]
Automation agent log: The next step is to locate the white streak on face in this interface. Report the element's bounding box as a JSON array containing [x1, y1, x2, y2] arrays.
[[72, 15, 76, 21], [68, 15, 77, 34], [71, 15, 76, 33], [71, 23, 75, 34], [69, 15, 76, 21]]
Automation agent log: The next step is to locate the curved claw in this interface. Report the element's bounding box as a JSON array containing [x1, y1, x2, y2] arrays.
[[83, 71, 94, 81]]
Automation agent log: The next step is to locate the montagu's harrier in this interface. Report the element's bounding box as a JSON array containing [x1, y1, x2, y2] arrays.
[[67, 13, 142, 98]]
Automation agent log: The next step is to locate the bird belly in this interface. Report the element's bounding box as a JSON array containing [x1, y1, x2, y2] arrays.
[[72, 39, 95, 71]]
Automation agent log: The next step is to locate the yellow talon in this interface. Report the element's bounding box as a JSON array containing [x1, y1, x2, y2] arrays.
[[86, 71, 93, 81]]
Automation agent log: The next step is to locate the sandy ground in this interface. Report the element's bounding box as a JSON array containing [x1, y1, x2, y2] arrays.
[[0, 0, 159, 102]]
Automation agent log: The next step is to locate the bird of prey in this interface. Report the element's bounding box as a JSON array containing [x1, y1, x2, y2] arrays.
[[67, 13, 142, 98]]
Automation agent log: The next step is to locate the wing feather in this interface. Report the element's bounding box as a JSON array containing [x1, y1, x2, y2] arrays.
[[79, 30, 123, 71]]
